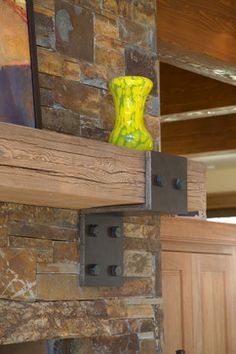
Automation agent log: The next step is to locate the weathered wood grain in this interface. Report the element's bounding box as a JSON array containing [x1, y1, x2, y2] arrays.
[[160, 63, 236, 116], [0, 123, 145, 209], [187, 160, 206, 214], [0, 123, 205, 214], [161, 115, 236, 155], [158, 0, 236, 85]]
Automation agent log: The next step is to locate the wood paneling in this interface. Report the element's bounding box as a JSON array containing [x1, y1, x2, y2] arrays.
[[158, 0, 236, 85], [161, 115, 236, 155], [162, 217, 236, 354], [160, 63, 236, 116], [192, 254, 234, 354], [0, 123, 205, 213], [162, 252, 194, 354]]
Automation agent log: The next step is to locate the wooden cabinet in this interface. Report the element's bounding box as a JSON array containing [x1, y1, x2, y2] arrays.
[[161, 217, 236, 354]]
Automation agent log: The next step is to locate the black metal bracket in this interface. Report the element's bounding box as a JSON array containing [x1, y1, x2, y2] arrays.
[[79, 151, 187, 287], [79, 213, 123, 287]]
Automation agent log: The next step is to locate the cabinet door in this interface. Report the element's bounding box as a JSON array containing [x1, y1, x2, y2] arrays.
[[162, 251, 236, 354], [192, 253, 235, 354], [162, 252, 194, 354]]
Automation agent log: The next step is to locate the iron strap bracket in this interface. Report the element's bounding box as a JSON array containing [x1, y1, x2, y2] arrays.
[[79, 151, 187, 287]]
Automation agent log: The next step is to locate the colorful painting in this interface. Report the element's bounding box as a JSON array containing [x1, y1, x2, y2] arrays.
[[0, 0, 40, 127]]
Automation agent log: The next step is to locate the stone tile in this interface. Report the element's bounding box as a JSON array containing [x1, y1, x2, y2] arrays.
[[124, 250, 153, 277], [95, 15, 119, 39], [128, 319, 155, 333], [100, 91, 115, 130], [140, 339, 157, 354], [39, 73, 55, 89], [96, 35, 123, 52], [33, 248, 53, 264], [127, 304, 154, 319], [0, 300, 111, 345], [0, 227, 8, 247], [9, 221, 77, 241], [53, 241, 78, 264], [117, 0, 156, 26], [5, 204, 78, 228], [35, 12, 55, 49], [145, 95, 159, 117], [125, 46, 158, 94], [37, 47, 64, 77], [144, 115, 160, 151], [9, 236, 53, 250], [63, 61, 81, 81], [95, 47, 124, 68], [37, 274, 154, 300], [40, 87, 54, 107], [124, 215, 159, 226], [53, 78, 101, 117], [0, 248, 36, 300], [41, 107, 81, 136], [80, 115, 102, 129], [119, 18, 156, 52], [101, 0, 118, 15], [34, 0, 55, 12], [89, 334, 140, 353], [124, 223, 157, 239], [80, 62, 108, 81], [80, 126, 109, 142], [74, 0, 102, 12], [0, 236, 7, 248], [124, 237, 160, 253], [55, 1, 94, 62], [37, 263, 79, 274]]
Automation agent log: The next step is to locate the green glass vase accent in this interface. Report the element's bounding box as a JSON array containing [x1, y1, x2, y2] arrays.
[[108, 76, 153, 150]]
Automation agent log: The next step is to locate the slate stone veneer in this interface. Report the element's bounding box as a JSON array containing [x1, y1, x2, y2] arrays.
[[0, 1, 162, 353]]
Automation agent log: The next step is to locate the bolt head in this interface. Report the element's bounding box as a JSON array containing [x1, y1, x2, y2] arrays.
[[87, 264, 100, 276], [174, 177, 183, 190], [88, 224, 100, 237], [110, 265, 122, 277], [110, 226, 121, 238], [153, 175, 163, 187]]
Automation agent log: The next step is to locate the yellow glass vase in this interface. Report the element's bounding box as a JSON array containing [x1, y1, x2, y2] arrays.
[[108, 76, 153, 150]]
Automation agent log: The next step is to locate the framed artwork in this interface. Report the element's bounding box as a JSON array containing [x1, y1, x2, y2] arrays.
[[0, 0, 41, 128]]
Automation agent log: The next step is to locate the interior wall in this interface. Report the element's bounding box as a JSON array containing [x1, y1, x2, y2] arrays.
[[0, 1, 161, 353]]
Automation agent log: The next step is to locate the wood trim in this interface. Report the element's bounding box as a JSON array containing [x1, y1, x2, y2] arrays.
[[161, 115, 236, 155], [0, 123, 205, 213], [157, 0, 236, 85], [160, 216, 236, 247], [208, 192, 236, 210], [160, 63, 236, 117]]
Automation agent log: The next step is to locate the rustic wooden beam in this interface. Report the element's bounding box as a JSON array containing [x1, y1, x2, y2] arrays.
[[0, 123, 145, 209], [160, 63, 236, 116], [0, 123, 205, 213], [157, 0, 236, 85], [161, 115, 236, 155]]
